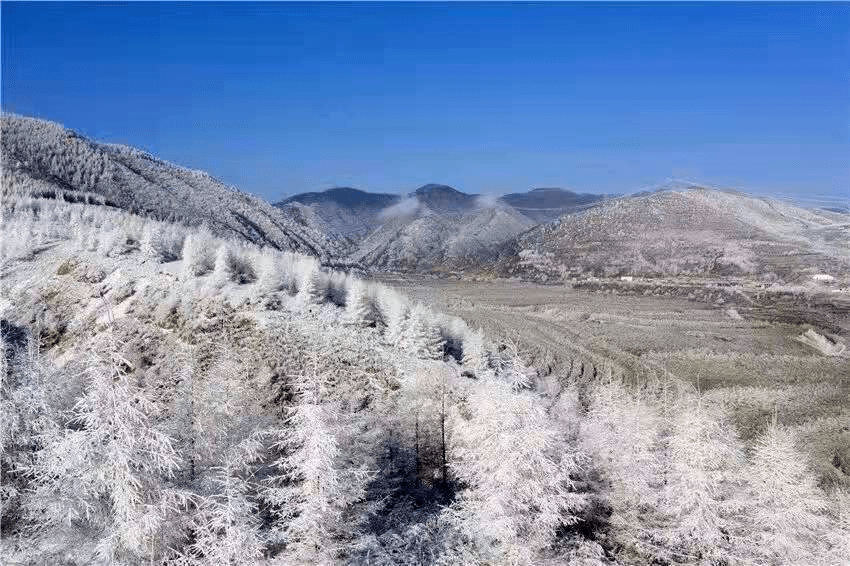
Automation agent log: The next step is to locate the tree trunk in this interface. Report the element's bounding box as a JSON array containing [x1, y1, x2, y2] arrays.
[[414, 414, 420, 487], [440, 392, 448, 491]]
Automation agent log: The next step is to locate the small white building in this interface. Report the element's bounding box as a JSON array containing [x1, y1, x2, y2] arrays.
[[812, 273, 835, 282]]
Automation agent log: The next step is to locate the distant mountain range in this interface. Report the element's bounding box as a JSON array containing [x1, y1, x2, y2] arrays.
[[276, 184, 606, 234], [500, 187, 605, 222], [275, 184, 607, 268], [4, 113, 847, 281], [278, 188, 401, 238]]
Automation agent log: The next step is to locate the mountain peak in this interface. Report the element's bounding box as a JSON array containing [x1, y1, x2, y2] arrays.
[[410, 184, 478, 214], [499, 187, 605, 222], [414, 183, 467, 195], [280, 187, 399, 208]]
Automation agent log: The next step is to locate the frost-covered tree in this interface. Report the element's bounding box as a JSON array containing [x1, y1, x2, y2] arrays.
[[406, 305, 445, 361], [378, 289, 411, 345], [653, 394, 748, 563], [24, 335, 183, 564], [448, 374, 587, 564], [182, 228, 217, 277], [326, 271, 350, 307], [254, 249, 284, 294], [213, 243, 257, 285], [178, 434, 266, 566], [168, 343, 200, 480], [141, 222, 163, 261], [579, 378, 664, 558], [296, 262, 329, 306], [461, 327, 487, 373], [140, 221, 184, 263], [491, 343, 536, 391], [193, 345, 261, 467], [397, 361, 458, 491], [288, 254, 319, 295], [262, 353, 370, 562], [346, 279, 384, 327], [0, 324, 59, 539], [739, 419, 835, 563]]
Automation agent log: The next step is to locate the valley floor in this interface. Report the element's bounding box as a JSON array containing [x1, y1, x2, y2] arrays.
[[390, 276, 850, 484]]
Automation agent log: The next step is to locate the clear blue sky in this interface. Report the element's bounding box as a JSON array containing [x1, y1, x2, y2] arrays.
[[3, 2, 848, 201]]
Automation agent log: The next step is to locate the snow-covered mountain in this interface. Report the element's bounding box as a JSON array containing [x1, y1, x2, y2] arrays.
[[499, 187, 605, 222], [277, 184, 542, 271], [1, 114, 339, 259], [410, 184, 479, 215], [276, 187, 401, 237], [348, 205, 536, 271], [496, 187, 850, 281]]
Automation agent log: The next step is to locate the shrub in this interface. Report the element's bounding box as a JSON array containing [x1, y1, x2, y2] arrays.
[[213, 244, 256, 285], [182, 229, 217, 277], [141, 222, 184, 263]]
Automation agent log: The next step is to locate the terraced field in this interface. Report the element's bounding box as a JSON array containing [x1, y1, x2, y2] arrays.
[[392, 276, 850, 487]]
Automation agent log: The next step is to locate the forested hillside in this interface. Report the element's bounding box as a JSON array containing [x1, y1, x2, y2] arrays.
[[1, 114, 338, 259]]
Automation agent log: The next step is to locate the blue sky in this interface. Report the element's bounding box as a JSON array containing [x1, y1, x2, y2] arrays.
[[2, 2, 848, 201]]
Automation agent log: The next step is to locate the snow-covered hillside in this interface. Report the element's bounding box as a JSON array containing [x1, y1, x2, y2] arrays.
[[500, 187, 850, 282], [350, 205, 536, 271], [1, 114, 339, 259], [276, 187, 401, 237]]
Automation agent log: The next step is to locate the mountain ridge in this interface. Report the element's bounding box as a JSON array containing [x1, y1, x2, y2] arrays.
[[1, 113, 340, 259]]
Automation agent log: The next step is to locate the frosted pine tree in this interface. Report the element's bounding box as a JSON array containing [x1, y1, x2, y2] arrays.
[[182, 228, 217, 277], [254, 249, 283, 294], [739, 419, 834, 563], [172, 341, 272, 565], [461, 327, 487, 373], [406, 305, 444, 360], [296, 262, 328, 305], [579, 378, 665, 559], [262, 353, 370, 562], [378, 289, 410, 346], [327, 270, 350, 307], [168, 343, 199, 481], [24, 335, 182, 564], [140, 221, 164, 262], [397, 361, 458, 490], [346, 279, 383, 327], [213, 243, 256, 285], [0, 326, 59, 541], [448, 374, 587, 564], [654, 394, 748, 563], [193, 343, 259, 469], [179, 434, 266, 566]]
